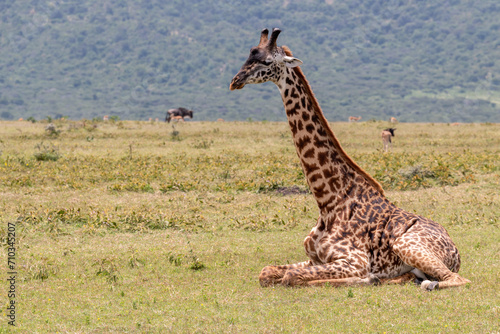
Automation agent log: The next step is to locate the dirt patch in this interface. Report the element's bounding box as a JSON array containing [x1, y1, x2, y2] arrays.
[[275, 186, 309, 196]]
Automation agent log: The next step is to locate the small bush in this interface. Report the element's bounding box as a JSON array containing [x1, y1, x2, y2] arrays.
[[33, 142, 61, 161], [24, 257, 58, 281], [45, 123, 61, 137], [398, 164, 434, 179], [189, 258, 205, 271], [192, 139, 214, 149], [94, 258, 120, 284], [171, 130, 181, 141]]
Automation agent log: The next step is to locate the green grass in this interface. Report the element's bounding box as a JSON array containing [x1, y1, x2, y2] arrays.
[[0, 119, 499, 332]]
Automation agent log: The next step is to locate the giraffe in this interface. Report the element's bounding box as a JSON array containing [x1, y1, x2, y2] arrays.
[[230, 28, 470, 290], [382, 128, 396, 152]]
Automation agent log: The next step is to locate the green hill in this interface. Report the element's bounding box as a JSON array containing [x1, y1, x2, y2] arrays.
[[1, 0, 499, 122]]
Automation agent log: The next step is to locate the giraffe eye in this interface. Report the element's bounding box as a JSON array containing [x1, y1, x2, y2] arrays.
[[263, 59, 272, 66]]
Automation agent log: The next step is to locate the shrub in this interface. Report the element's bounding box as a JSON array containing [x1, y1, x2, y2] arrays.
[[45, 123, 61, 137], [33, 142, 61, 161]]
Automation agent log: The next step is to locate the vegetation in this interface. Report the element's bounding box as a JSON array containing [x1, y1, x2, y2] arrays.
[[0, 0, 499, 122], [0, 119, 498, 332]]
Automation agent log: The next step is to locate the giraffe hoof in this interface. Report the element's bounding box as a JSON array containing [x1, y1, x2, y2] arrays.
[[369, 275, 381, 286], [427, 281, 439, 290], [414, 277, 424, 286], [421, 280, 439, 291]]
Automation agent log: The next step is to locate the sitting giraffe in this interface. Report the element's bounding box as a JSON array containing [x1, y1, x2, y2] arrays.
[[230, 28, 470, 290], [382, 128, 396, 152]]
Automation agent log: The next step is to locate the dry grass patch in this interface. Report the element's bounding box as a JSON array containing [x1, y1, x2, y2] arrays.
[[1, 226, 498, 332], [0, 120, 499, 332]]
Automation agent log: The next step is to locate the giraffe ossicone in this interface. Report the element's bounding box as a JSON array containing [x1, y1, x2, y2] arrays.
[[230, 28, 470, 290]]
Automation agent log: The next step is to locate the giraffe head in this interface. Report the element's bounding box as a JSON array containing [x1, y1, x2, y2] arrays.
[[230, 28, 303, 91]]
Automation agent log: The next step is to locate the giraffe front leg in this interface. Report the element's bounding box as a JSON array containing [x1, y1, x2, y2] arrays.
[[311, 272, 420, 287], [259, 261, 312, 287], [280, 257, 370, 287], [306, 275, 381, 287]]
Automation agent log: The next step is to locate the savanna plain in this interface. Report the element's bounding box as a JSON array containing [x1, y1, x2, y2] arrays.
[[0, 119, 499, 333]]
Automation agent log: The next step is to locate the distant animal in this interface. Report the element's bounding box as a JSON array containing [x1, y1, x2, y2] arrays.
[[382, 128, 396, 152], [103, 115, 109, 122], [217, 118, 225, 122], [349, 116, 362, 122], [390, 117, 398, 124], [166, 108, 194, 123], [450, 122, 461, 126], [170, 115, 185, 122]]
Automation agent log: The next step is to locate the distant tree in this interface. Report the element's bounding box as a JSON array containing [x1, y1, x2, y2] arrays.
[[1, 111, 14, 120], [50, 10, 63, 20], [11, 98, 24, 106]]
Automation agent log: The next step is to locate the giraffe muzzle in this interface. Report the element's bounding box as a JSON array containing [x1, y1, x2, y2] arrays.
[[229, 75, 246, 90]]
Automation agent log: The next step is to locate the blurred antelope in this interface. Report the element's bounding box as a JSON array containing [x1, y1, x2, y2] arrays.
[[382, 128, 396, 152], [348, 116, 362, 122], [171, 115, 185, 122], [166, 107, 194, 123], [390, 117, 398, 124], [103, 115, 109, 122]]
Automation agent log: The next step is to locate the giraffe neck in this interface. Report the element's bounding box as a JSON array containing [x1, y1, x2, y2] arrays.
[[277, 65, 384, 216]]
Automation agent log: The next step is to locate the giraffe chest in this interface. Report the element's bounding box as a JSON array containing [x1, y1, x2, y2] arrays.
[[303, 224, 412, 277], [302, 208, 417, 277], [303, 223, 357, 265]]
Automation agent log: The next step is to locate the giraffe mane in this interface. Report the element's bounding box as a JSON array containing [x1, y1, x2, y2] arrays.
[[282, 46, 385, 196]]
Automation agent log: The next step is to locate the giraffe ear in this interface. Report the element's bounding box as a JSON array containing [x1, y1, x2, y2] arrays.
[[283, 56, 303, 68]]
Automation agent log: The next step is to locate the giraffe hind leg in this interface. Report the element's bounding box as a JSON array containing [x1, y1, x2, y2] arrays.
[[379, 272, 418, 285], [420, 272, 471, 291], [393, 225, 471, 290]]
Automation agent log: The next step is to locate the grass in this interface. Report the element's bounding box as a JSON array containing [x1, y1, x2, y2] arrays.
[[0, 119, 499, 333]]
